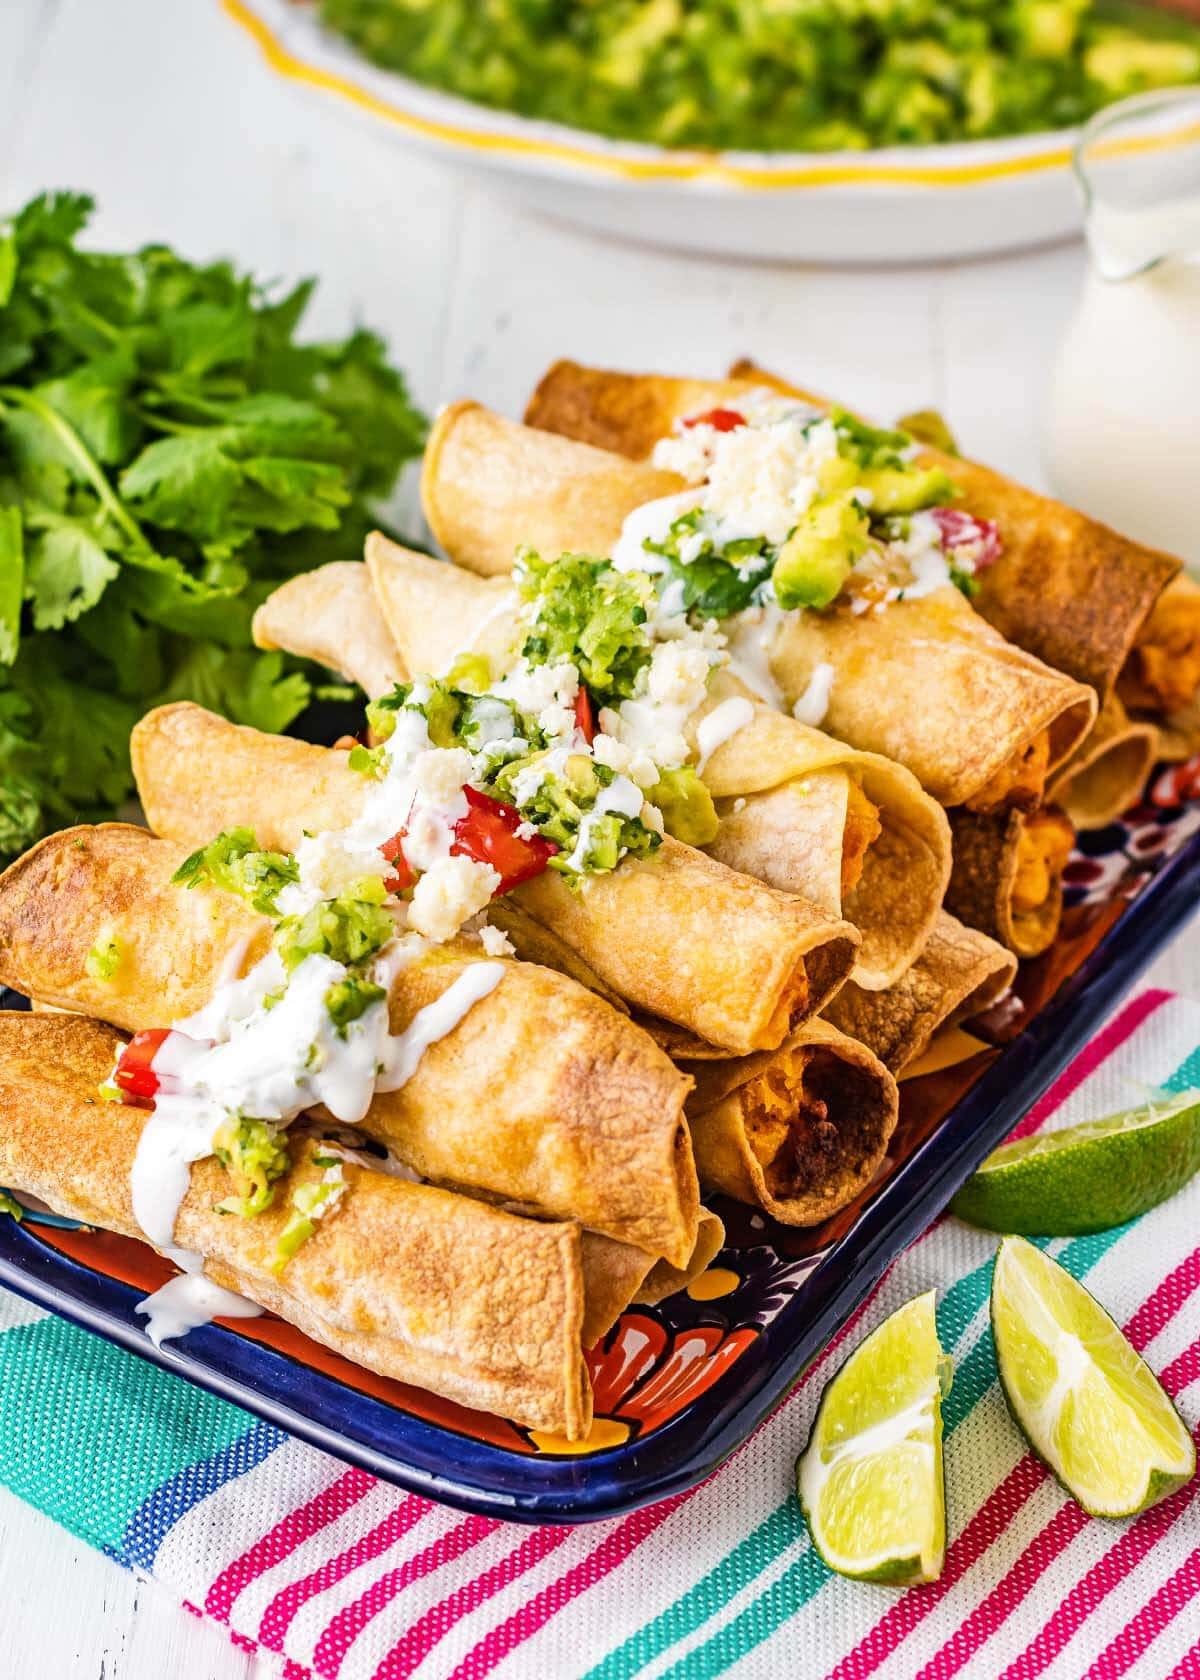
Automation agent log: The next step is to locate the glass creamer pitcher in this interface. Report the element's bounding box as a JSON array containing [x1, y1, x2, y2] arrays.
[[1046, 88, 1200, 569]]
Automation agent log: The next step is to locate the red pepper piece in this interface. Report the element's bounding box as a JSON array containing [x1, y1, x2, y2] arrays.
[[574, 688, 596, 745], [452, 785, 558, 894], [682, 407, 745, 433], [380, 830, 415, 893]]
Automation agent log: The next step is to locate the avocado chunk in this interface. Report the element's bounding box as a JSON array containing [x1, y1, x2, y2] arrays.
[[773, 495, 870, 611], [859, 463, 957, 514], [650, 766, 719, 847]]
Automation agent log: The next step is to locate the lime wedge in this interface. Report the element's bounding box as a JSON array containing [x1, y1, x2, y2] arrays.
[[992, 1237, 1194, 1518], [796, 1291, 952, 1583], [951, 1091, 1200, 1235]]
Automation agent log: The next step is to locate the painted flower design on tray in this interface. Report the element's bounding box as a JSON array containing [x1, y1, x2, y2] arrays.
[[586, 1312, 758, 1435]]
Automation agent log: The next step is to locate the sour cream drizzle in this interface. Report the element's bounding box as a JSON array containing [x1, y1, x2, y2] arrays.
[[695, 697, 755, 774]]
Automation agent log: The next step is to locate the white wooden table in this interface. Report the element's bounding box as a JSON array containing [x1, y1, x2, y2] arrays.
[[0, 1, 1195, 1673]]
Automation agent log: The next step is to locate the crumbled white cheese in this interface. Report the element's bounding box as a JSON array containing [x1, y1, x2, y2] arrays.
[[591, 730, 661, 789], [408, 856, 501, 943], [411, 747, 474, 808], [495, 659, 580, 743], [706, 430, 814, 545], [478, 922, 515, 958], [646, 642, 714, 712]]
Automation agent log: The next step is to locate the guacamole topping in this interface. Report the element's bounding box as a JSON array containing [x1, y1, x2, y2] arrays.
[[318, 0, 1199, 154], [623, 395, 1001, 621]]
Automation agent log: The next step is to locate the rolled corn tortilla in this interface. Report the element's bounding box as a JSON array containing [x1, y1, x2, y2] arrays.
[[726, 359, 1192, 717], [0, 824, 701, 1268], [945, 806, 1076, 959], [131, 703, 859, 1053], [425, 398, 681, 579], [676, 1018, 898, 1226], [528, 360, 1182, 713], [366, 537, 949, 991], [0, 1011, 593, 1437], [251, 561, 408, 699], [433, 392, 1095, 810], [824, 909, 1017, 1074], [1046, 693, 1159, 832], [1117, 575, 1200, 720]]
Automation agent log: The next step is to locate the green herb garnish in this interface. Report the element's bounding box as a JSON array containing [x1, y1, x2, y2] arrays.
[[172, 827, 299, 915], [213, 1115, 290, 1218], [516, 549, 653, 703], [0, 192, 425, 861]]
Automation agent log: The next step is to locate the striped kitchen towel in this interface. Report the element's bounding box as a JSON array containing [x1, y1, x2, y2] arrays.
[[1, 985, 1199, 1680]]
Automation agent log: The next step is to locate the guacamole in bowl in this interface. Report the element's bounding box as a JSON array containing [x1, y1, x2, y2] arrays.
[[317, 0, 1200, 154]]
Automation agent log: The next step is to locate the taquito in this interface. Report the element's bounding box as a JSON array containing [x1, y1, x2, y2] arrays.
[[1046, 694, 1159, 832], [132, 704, 859, 1052], [0, 825, 701, 1268], [365, 539, 950, 991], [429, 396, 1095, 810], [527, 359, 1181, 710], [252, 561, 407, 700], [945, 806, 1075, 959], [824, 910, 1017, 1074], [1117, 575, 1200, 721], [0, 1012, 592, 1437], [678, 1018, 898, 1226]]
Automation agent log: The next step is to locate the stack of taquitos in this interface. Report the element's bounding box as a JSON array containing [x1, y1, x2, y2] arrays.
[[324, 531, 952, 994], [434, 395, 1096, 817], [0, 1011, 723, 1438], [515, 368, 1100, 954], [129, 706, 903, 1225], [250, 550, 947, 992], [0, 824, 704, 1271], [130, 704, 857, 1051]]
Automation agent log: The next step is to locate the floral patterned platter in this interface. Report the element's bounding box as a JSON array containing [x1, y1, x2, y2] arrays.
[[1, 755, 1198, 1523]]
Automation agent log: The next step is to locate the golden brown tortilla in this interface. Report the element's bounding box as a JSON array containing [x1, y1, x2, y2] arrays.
[[678, 1018, 898, 1226], [1047, 693, 1159, 832], [251, 561, 408, 699], [0, 1011, 593, 1438], [0, 824, 700, 1268], [428, 393, 1095, 809], [824, 910, 1016, 1074], [366, 536, 949, 991], [945, 806, 1075, 959], [131, 703, 859, 1054]]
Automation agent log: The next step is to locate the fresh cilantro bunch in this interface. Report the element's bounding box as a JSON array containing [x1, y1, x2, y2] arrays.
[[0, 192, 426, 859]]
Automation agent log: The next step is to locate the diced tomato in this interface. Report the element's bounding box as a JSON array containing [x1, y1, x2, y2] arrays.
[[452, 785, 558, 894], [574, 688, 596, 745], [682, 407, 745, 433], [380, 830, 415, 894], [114, 1028, 172, 1102], [930, 507, 1001, 570]]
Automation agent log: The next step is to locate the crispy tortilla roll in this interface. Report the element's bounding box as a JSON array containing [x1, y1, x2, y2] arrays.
[[0, 1012, 592, 1437], [945, 806, 1075, 959], [435, 394, 1095, 809], [251, 561, 407, 700], [728, 359, 1186, 709], [528, 361, 1180, 710], [581, 1208, 726, 1330], [132, 704, 858, 1053], [367, 537, 949, 991], [677, 1019, 898, 1225], [0, 825, 700, 1267], [424, 399, 680, 578], [824, 910, 1017, 1074], [1047, 694, 1159, 832], [1118, 575, 1200, 718]]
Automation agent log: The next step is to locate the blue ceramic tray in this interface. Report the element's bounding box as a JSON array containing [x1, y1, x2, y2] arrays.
[[2, 772, 1198, 1523]]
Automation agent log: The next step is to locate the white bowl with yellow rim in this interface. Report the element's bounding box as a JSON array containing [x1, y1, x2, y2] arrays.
[[223, 0, 1091, 264]]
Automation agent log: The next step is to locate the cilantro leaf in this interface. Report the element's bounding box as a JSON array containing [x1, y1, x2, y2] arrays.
[[0, 190, 426, 859]]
